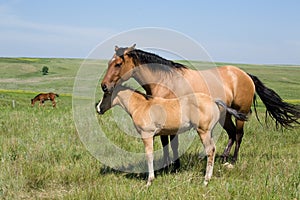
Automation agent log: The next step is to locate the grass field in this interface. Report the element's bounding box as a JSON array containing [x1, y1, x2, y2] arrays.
[[0, 58, 299, 199]]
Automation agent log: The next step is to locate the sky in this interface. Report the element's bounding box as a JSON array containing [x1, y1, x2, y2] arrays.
[[0, 0, 300, 64]]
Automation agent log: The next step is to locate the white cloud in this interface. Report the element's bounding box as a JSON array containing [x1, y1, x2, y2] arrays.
[[0, 5, 117, 57], [0, 16, 113, 39]]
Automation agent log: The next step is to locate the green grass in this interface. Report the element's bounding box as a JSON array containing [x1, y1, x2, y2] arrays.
[[0, 57, 299, 199]]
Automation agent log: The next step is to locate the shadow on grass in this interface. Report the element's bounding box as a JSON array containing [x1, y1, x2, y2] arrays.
[[98, 152, 228, 181]]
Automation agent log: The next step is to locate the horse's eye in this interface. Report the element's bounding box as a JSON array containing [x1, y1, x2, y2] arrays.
[[115, 63, 122, 68]]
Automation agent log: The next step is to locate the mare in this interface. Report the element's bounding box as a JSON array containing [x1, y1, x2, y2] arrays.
[[31, 92, 59, 107], [96, 85, 248, 186], [101, 44, 300, 168]]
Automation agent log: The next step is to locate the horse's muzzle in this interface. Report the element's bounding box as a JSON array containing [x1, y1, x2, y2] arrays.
[[101, 84, 108, 93]]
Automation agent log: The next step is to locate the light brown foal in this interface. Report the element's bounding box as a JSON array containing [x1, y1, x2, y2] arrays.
[[96, 86, 247, 186]]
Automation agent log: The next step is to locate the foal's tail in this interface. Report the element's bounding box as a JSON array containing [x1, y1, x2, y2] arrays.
[[247, 73, 300, 128], [55, 93, 59, 97], [215, 100, 248, 121]]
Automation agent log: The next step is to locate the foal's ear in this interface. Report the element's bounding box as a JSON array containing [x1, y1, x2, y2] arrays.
[[115, 45, 119, 51]]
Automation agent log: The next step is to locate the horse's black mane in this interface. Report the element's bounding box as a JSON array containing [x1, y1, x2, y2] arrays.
[[116, 48, 187, 72], [116, 85, 153, 100]]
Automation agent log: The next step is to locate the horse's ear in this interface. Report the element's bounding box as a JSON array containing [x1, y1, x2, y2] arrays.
[[130, 44, 136, 49], [115, 45, 119, 52], [124, 44, 136, 54]]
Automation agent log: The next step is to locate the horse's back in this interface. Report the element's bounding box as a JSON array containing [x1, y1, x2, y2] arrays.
[[184, 65, 255, 112]]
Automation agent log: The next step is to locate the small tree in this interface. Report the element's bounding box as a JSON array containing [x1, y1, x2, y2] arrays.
[[42, 66, 49, 75]]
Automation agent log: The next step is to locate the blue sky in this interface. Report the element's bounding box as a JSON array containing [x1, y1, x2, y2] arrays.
[[1, 0, 300, 64]]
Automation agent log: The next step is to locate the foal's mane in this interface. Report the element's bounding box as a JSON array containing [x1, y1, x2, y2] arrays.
[[32, 93, 42, 100], [117, 48, 187, 72]]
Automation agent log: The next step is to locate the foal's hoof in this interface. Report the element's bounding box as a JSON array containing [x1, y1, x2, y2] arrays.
[[146, 181, 152, 187], [203, 180, 209, 186]]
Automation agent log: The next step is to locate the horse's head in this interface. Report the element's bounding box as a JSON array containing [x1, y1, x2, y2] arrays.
[[95, 92, 113, 115], [101, 44, 136, 93]]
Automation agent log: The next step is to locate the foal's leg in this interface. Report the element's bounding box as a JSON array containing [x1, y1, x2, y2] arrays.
[[198, 129, 216, 186], [160, 135, 171, 168], [170, 135, 180, 170], [221, 114, 236, 163], [39, 100, 43, 107], [142, 136, 154, 186], [52, 100, 56, 107], [232, 120, 245, 163]]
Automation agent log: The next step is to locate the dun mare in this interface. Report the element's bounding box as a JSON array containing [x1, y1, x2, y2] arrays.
[[31, 92, 59, 107], [101, 44, 300, 169], [96, 85, 247, 186]]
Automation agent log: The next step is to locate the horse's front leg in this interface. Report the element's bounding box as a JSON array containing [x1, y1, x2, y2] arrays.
[[160, 135, 171, 168], [170, 135, 180, 171], [142, 134, 154, 186]]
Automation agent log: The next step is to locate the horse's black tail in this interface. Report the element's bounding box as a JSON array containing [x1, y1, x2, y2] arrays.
[[55, 94, 59, 97], [215, 100, 248, 121], [247, 73, 300, 128]]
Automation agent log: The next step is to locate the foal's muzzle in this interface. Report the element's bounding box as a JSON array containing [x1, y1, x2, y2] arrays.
[[95, 102, 104, 115]]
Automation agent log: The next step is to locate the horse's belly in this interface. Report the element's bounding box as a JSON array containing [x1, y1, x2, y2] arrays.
[[157, 129, 179, 136]]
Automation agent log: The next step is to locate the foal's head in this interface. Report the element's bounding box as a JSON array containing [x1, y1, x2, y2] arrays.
[[96, 92, 113, 115], [101, 44, 136, 93]]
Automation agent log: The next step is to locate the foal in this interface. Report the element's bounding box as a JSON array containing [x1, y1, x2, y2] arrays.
[[31, 92, 59, 107], [96, 86, 247, 186]]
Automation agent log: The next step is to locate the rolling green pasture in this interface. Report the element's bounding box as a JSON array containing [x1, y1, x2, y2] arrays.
[[0, 58, 299, 199]]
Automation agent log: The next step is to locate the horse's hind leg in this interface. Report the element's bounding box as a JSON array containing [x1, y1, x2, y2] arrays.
[[198, 128, 216, 186], [232, 120, 245, 163], [221, 114, 236, 163]]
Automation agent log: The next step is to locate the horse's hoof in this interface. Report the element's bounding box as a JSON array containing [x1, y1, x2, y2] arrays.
[[223, 162, 234, 169], [172, 160, 180, 172], [162, 160, 172, 170], [220, 155, 228, 164]]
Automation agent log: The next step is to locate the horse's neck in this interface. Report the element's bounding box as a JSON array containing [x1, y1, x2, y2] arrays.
[[114, 90, 146, 116], [133, 65, 184, 97], [133, 65, 156, 88]]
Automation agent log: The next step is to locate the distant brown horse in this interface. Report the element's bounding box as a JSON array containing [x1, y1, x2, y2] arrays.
[[101, 44, 300, 168], [31, 92, 59, 107], [96, 85, 248, 186]]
